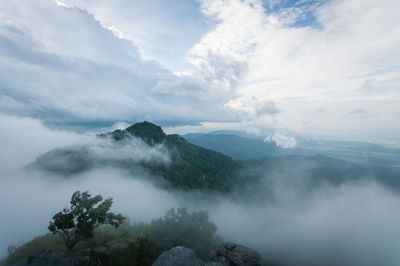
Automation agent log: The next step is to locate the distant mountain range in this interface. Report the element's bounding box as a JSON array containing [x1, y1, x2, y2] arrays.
[[183, 133, 280, 160], [184, 131, 400, 168], [30, 122, 400, 194]]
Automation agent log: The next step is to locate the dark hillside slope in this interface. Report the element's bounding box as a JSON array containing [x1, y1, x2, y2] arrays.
[[107, 122, 242, 190]]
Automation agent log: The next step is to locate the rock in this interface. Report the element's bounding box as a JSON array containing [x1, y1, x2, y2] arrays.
[[206, 255, 231, 266], [212, 242, 263, 266], [13, 249, 90, 266], [152, 246, 205, 266], [153, 242, 263, 266]]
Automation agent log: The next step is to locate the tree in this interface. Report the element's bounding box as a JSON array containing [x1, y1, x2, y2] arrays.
[[138, 207, 220, 258], [48, 191, 125, 250]]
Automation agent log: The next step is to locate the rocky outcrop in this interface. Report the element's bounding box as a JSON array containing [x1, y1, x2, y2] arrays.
[[152, 246, 205, 266], [152, 242, 263, 266], [13, 249, 90, 266]]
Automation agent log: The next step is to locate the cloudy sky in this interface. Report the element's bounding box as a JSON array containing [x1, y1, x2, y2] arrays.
[[0, 0, 399, 141]]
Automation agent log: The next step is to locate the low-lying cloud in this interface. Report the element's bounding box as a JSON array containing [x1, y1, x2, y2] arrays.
[[265, 133, 297, 148], [1, 115, 400, 266]]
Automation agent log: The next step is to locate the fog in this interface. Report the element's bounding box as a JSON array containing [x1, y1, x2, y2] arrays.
[[208, 183, 400, 266], [0, 169, 178, 255], [1, 115, 400, 266]]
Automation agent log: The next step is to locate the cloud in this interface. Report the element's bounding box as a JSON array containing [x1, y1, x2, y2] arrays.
[[209, 182, 400, 266], [347, 108, 374, 118], [253, 100, 280, 116], [0, 0, 399, 141], [0, 0, 239, 126], [189, 0, 400, 140], [0, 114, 82, 173], [105, 26, 124, 39], [265, 132, 297, 148], [0, 169, 180, 257], [0, 115, 176, 255], [1, 114, 400, 266], [33, 134, 172, 176], [60, 0, 210, 71]]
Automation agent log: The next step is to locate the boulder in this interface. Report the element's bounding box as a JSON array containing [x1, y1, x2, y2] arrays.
[[152, 246, 205, 266], [206, 255, 231, 266], [212, 242, 263, 266], [153, 242, 263, 266]]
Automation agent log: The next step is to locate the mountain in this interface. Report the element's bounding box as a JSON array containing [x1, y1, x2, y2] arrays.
[[31, 121, 242, 191], [184, 133, 280, 160], [30, 121, 400, 194]]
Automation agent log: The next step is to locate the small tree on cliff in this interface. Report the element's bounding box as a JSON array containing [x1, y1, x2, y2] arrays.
[[48, 191, 125, 250]]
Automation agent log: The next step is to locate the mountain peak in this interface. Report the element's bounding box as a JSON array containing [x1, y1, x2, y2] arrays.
[[125, 121, 166, 145]]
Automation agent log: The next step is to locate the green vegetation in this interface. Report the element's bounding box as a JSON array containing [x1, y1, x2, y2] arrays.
[[125, 121, 167, 144], [48, 191, 125, 250], [131, 207, 221, 259], [0, 231, 160, 266], [89, 121, 243, 191], [28, 121, 400, 196], [33, 121, 242, 192], [144, 134, 242, 191], [113, 122, 243, 191], [1, 207, 220, 265]]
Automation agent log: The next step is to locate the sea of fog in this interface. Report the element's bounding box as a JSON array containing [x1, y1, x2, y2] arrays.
[[1, 114, 400, 266]]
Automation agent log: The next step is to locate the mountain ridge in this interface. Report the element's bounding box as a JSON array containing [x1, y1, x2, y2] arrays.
[[32, 121, 242, 192], [30, 121, 400, 195]]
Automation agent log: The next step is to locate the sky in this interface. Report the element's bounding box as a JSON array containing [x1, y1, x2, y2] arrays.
[[0, 2, 400, 261], [0, 0, 399, 141]]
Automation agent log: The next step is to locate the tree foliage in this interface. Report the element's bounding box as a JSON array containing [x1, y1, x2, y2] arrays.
[[48, 191, 125, 250], [132, 207, 221, 258]]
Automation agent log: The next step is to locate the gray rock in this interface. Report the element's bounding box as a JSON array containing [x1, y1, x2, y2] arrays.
[[153, 242, 263, 266], [152, 246, 205, 266], [212, 242, 263, 266], [206, 256, 231, 266]]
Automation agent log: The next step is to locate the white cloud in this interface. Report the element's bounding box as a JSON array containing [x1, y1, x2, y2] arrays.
[[0, 0, 236, 125], [189, 0, 400, 140], [0, 114, 82, 173], [60, 0, 210, 71], [265, 133, 297, 148], [0, 0, 399, 141], [105, 25, 124, 39]]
